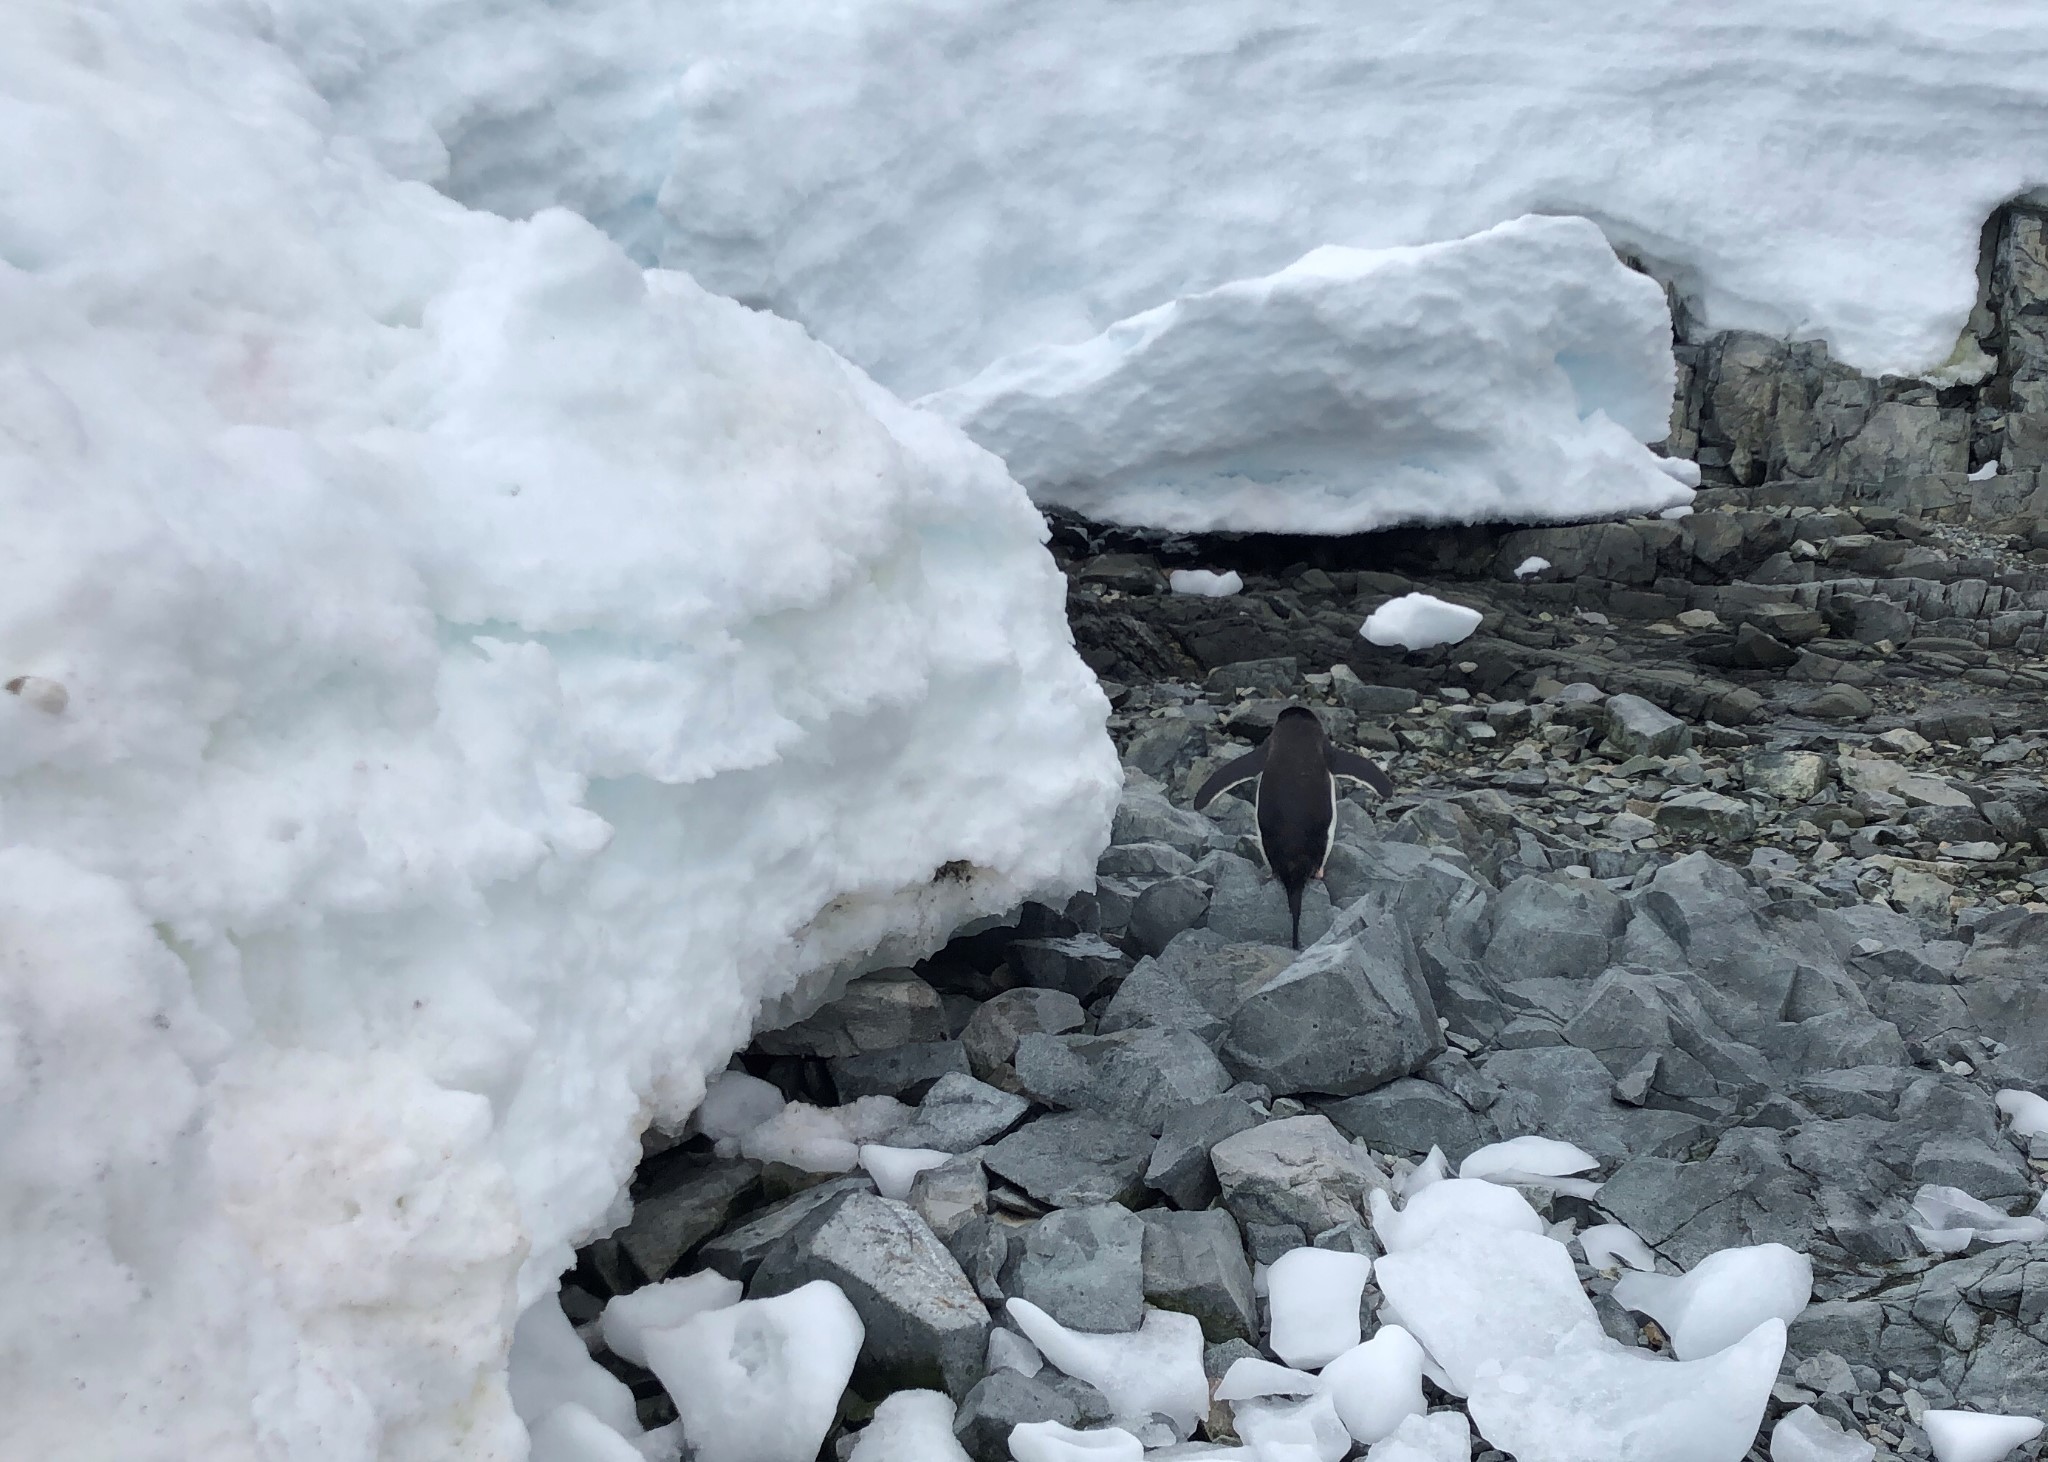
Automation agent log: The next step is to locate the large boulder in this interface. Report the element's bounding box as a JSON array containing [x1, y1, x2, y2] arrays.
[[1222, 917, 1443, 1096]]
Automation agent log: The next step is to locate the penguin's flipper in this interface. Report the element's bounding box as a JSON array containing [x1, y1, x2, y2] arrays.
[[1191, 744, 1269, 810], [1328, 749, 1395, 798]]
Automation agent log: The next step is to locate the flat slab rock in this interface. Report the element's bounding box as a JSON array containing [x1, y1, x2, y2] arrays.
[[1208, 1114, 1391, 1236], [983, 1112, 1156, 1208]]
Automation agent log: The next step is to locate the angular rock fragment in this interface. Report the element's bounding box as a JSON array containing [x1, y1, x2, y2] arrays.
[[1015, 1028, 1233, 1132], [756, 968, 948, 1058], [1005, 1203, 1147, 1332], [1144, 1096, 1265, 1210], [1210, 1115, 1390, 1234], [752, 1190, 992, 1398], [1223, 920, 1443, 1096], [961, 988, 1087, 1086], [1140, 1208, 1260, 1343]]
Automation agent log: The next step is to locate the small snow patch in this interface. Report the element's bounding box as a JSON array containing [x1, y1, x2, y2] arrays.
[[1168, 568, 1243, 597], [1362, 594, 1482, 650], [1513, 556, 1551, 578]]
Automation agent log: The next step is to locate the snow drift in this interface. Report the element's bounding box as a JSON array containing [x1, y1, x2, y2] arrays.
[[277, 0, 2048, 395], [0, 3, 1116, 1458], [922, 217, 1687, 534]]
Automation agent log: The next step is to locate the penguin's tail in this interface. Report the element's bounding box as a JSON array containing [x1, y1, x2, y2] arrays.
[[1286, 881, 1304, 951]]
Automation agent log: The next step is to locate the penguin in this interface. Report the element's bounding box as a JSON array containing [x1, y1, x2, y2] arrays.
[[1192, 706, 1395, 950]]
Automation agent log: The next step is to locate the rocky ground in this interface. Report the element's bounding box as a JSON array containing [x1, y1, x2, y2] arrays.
[[562, 217, 2048, 1461], [559, 473, 2048, 1462]]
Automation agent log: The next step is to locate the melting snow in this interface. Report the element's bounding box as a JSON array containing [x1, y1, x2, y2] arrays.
[[1362, 595, 1485, 651]]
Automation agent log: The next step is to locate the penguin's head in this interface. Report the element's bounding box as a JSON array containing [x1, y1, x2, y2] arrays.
[[1272, 705, 1326, 743]]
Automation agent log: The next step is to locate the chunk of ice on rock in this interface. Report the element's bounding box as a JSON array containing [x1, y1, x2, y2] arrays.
[[1365, 1411, 1472, 1462], [1401, 1147, 1450, 1197], [1320, 1325, 1428, 1444], [1230, 1392, 1351, 1462], [1267, 1247, 1374, 1367], [1466, 1319, 1787, 1462], [694, 1070, 786, 1146], [989, 1327, 1044, 1376], [1921, 1411, 2046, 1462], [528, 1403, 648, 1462], [1214, 1356, 1322, 1400], [740, 1097, 910, 1173], [859, 1143, 953, 1199], [1577, 1224, 1657, 1273], [1993, 1089, 2048, 1140], [1512, 557, 1551, 579], [1369, 1180, 1544, 1254], [1611, 1243, 1811, 1360], [1003, 1299, 1209, 1433], [1909, 1185, 2048, 1253], [641, 1281, 863, 1462], [846, 1390, 971, 1462], [1361, 594, 1482, 651], [1373, 1229, 1597, 1395], [1771, 1405, 1877, 1462], [1007, 1421, 1145, 1462], [600, 1270, 743, 1367], [1168, 569, 1243, 598], [1459, 1136, 1598, 1184]]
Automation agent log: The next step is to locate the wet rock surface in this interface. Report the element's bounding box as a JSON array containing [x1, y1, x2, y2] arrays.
[[561, 216, 2048, 1460]]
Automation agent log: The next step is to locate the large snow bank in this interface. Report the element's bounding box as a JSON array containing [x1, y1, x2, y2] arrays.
[[276, 1, 2048, 395], [0, 3, 1116, 1458], [921, 218, 1686, 534]]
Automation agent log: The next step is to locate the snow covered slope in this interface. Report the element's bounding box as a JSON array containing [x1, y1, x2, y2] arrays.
[[922, 218, 1689, 534], [0, 4, 1116, 1459], [276, 1, 2048, 396]]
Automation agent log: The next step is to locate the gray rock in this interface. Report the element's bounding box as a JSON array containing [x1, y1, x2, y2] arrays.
[[1320, 1078, 1489, 1160], [1205, 658, 1300, 698], [1005, 1203, 1147, 1332], [1911, 1135, 2033, 1203], [1222, 918, 1444, 1096], [984, 1113, 1156, 1208], [1603, 694, 1691, 757], [1483, 872, 1628, 982], [1204, 1338, 1264, 1382], [1597, 1128, 1817, 1269], [952, 1371, 1084, 1462], [1130, 876, 1214, 955], [830, 1040, 972, 1102], [696, 1175, 872, 1282], [1113, 785, 1216, 857], [1098, 932, 1295, 1045], [1741, 750, 1832, 803], [1243, 1221, 1310, 1265], [615, 1157, 762, 1282], [756, 969, 948, 1058], [907, 1152, 990, 1242], [1098, 842, 1198, 880], [1561, 967, 1774, 1100], [1632, 853, 1801, 1033], [1010, 934, 1132, 1002], [942, 1214, 1011, 1306], [1015, 1028, 1235, 1132], [1481, 1045, 1706, 1163], [1144, 1096, 1266, 1210], [961, 988, 1087, 1086], [1203, 852, 1335, 948], [1653, 790, 1759, 842], [1141, 1208, 1259, 1343], [1209, 1114, 1390, 1235], [1332, 677, 1422, 716], [892, 1072, 1033, 1154], [753, 1190, 991, 1398]]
